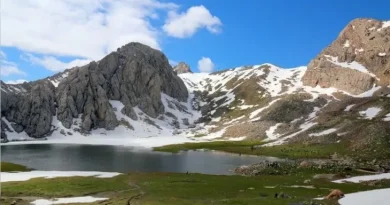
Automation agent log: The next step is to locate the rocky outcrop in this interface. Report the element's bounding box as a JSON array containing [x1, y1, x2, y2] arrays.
[[302, 18, 390, 94], [56, 42, 188, 132], [173, 62, 192, 74], [1, 81, 56, 138]]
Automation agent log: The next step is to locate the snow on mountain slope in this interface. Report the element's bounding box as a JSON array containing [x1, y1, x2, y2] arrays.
[[2, 62, 389, 148], [178, 63, 389, 146]]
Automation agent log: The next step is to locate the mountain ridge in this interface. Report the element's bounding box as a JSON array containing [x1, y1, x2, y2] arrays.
[[1, 18, 390, 158]]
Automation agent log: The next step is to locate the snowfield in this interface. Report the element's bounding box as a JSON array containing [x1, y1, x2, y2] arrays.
[[338, 188, 390, 205], [333, 173, 390, 183], [315, 173, 390, 205], [31, 196, 108, 205], [1, 171, 121, 182]]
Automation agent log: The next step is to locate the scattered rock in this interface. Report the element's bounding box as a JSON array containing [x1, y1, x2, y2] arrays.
[[171, 119, 180, 129], [299, 160, 311, 168], [173, 130, 181, 135], [11, 123, 24, 133], [182, 118, 189, 126], [188, 124, 196, 128]]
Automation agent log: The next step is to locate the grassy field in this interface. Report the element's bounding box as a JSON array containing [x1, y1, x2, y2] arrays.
[[154, 141, 348, 159], [3, 169, 390, 205], [1, 162, 31, 172]]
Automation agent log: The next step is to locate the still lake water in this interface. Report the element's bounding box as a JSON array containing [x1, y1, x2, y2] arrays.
[[1, 144, 284, 175]]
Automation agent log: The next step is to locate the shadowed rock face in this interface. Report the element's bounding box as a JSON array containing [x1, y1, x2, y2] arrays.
[[1, 81, 56, 137], [1, 42, 189, 137], [302, 18, 390, 94]]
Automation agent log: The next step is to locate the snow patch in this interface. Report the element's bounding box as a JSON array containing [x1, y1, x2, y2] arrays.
[[1, 171, 121, 183], [2, 117, 34, 141], [228, 136, 247, 141], [333, 173, 390, 183], [324, 55, 378, 80], [354, 86, 382, 98], [378, 52, 386, 57], [249, 99, 280, 119], [265, 123, 282, 140], [355, 48, 364, 55], [225, 116, 245, 125], [359, 107, 382, 120], [383, 113, 390, 121], [377, 20, 390, 31], [263, 122, 317, 146], [338, 188, 390, 205], [211, 117, 221, 122], [343, 40, 350, 48], [309, 128, 337, 137], [288, 185, 315, 189], [31, 196, 108, 205], [344, 104, 355, 111]]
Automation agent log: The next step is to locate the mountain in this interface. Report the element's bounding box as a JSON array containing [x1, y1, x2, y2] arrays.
[[1, 18, 390, 158], [1, 43, 194, 143], [302, 18, 390, 94]]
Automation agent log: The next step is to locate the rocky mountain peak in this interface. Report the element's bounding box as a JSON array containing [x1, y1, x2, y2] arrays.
[[173, 62, 192, 74], [1, 42, 189, 139], [302, 18, 390, 94]]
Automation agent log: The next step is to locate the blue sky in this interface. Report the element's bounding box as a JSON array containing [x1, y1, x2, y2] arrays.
[[1, 0, 390, 84]]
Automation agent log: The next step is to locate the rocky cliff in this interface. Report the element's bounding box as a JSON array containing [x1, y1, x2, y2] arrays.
[[302, 18, 390, 94], [1, 43, 189, 140]]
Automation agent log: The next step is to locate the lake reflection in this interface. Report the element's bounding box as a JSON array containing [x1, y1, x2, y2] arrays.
[[1, 144, 284, 175]]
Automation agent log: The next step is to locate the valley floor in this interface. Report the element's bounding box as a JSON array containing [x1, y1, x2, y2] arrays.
[[2, 162, 390, 205]]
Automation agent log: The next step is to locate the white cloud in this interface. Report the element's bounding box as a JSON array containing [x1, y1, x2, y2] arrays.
[[163, 5, 222, 38], [197, 57, 214, 73], [0, 50, 6, 58], [1, 51, 26, 77], [1, 63, 27, 77], [5, 79, 28, 84], [1, 0, 179, 60], [23, 54, 91, 72]]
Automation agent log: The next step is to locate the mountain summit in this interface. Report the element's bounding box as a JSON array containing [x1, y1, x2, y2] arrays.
[[173, 62, 192, 74], [2, 42, 190, 140]]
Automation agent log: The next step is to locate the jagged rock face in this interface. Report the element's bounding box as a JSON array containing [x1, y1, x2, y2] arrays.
[[1, 81, 56, 137], [56, 42, 188, 131], [302, 18, 390, 94], [173, 62, 192, 74]]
